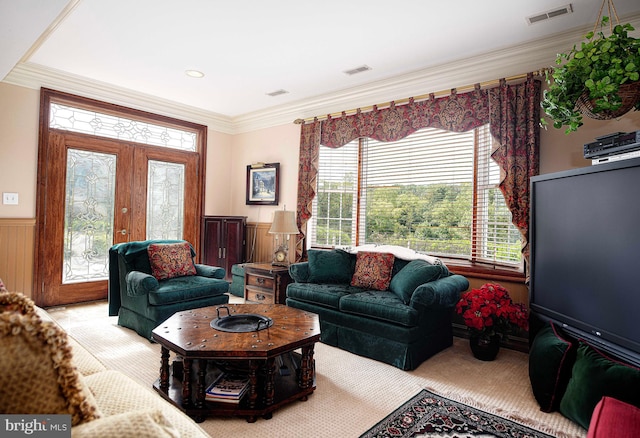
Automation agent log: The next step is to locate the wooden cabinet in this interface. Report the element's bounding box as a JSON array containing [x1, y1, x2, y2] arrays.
[[243, 263, 292, 304], [202, 216, 246, 281]]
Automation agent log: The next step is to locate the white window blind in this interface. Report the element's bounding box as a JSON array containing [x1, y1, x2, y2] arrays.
[[311, 125, 522, 267], [311, 142, 359, 247], [361, 128, 474, 256], [474, 124, 522, 263]]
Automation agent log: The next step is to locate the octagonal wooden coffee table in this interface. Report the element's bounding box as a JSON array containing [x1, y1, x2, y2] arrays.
[[151, 304, 320, 422]]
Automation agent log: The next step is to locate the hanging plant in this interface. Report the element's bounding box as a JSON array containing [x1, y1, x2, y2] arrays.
[[541, 15, 640, 133]]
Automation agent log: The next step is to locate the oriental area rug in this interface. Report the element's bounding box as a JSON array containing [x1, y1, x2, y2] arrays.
[[360, 389, 553, 438]]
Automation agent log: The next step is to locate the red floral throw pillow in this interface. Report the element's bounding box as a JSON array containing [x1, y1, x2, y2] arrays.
[[350, 251, 395, 291], [147, 242, 197, 280]]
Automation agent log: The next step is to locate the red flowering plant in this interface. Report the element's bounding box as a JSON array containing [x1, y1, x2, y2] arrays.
[[455, 283, 528, 339]]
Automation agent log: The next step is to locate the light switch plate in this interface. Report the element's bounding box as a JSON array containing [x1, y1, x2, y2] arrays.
[[2, 192, 18, 205]]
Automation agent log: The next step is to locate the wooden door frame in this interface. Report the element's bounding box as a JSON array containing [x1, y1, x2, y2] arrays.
[[34, 88, 207, 307], [131, 145, 201, 241]]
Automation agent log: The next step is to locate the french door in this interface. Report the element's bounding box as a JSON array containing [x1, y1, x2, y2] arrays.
[[35, 89, 205, 307]]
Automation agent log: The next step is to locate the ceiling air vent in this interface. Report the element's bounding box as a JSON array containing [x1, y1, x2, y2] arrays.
[[343, 65, 372, 76], [527, 4, 573, 25], [266, 89, 289, 97]]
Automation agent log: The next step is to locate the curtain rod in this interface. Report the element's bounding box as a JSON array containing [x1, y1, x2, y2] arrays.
[[293, 68, 549, 124]]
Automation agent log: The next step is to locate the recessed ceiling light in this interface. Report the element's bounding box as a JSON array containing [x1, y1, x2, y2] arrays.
[[185, 70, 205, 78]]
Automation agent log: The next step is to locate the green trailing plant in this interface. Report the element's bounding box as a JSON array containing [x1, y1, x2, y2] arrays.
[[541, 17, 640, 133]]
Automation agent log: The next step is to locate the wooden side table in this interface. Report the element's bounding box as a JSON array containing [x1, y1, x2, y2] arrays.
[[243, 263, 292, 304]]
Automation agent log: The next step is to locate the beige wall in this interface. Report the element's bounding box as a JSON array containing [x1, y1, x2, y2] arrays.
[[203, 129, 234, 214], [540, 104, 640, 175], [228, 124, 301, 223], [0, 83, 39, 218]]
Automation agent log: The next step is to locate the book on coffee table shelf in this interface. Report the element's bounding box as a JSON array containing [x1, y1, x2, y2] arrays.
[[205, 373, 250, 403]]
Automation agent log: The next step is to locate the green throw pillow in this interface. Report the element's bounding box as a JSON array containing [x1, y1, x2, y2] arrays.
[[389, 260, 444, 304], [528, 323, 575, 412], [559, 342, 640, 429], [307, 249, 354, 284]]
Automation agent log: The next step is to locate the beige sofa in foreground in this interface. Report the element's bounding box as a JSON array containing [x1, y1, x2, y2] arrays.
[[0, 286, 208, 438]]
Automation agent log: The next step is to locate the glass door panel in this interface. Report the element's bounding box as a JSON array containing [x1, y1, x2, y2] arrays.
[[63, 149, 117, 284], [146, 160, 185, 240]]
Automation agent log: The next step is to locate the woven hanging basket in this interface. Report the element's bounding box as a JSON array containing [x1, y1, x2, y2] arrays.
[[575, 81, 640, 120]]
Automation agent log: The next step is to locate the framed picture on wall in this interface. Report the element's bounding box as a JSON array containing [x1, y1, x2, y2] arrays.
[[246, 162, 279, 205]]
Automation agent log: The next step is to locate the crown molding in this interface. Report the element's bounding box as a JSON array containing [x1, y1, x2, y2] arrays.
[[4, 12, 639, 135], [232, 13, 640, 133], [3, 63, 236, 134], [230, 49, 547, 133]]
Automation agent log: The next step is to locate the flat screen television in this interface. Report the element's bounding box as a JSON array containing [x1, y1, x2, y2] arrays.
[[529, 156, 640, 367]]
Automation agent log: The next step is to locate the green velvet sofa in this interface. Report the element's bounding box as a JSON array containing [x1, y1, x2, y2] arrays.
[[229, 263, 246, 297], [108, 239, 229, 340], [285, 246, 469, 370]]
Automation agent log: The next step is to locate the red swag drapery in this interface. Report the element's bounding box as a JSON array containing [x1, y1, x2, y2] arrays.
[[295, 75, 540, 265]]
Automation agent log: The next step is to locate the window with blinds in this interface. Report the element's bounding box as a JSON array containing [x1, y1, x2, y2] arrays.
[[310, 124, 522, 267], [311, 142, 359, 247]]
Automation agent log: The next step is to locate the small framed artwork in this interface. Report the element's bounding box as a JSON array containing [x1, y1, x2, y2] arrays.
[[246, 162, 279, 205]]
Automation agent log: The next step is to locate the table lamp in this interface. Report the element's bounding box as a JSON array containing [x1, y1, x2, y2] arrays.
[[268, 209, 299, 266]]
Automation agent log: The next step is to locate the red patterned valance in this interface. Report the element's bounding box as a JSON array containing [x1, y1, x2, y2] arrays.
[[321, 88, 489, 148]]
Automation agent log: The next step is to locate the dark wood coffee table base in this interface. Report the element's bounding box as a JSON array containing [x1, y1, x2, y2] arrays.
[[151, 304, 320, 423]]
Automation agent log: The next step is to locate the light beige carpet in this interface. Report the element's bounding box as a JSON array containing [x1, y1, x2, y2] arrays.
[[48, 300, 586, 438]]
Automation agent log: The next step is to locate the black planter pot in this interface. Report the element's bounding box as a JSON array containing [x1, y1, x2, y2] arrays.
[[469, 334, 501, 361]]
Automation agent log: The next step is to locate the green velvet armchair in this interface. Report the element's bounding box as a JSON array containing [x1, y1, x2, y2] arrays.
[[108, 239, 229, 340]]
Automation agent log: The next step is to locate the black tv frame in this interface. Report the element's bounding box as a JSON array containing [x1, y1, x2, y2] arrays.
[[529, 157, 640, 367]]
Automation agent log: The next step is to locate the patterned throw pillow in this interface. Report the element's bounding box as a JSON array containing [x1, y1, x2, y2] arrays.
[[147, 242, 197, 280], [0, 292, 101, 426], [0, 289, 36, 314], [350, 251, 395, 291]]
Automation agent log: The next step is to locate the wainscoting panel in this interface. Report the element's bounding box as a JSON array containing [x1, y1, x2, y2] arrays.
[[244, 222, 296, 264], [0, 218, 35, 298]]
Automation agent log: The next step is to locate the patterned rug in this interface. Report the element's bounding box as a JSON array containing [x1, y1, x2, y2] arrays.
[[360, 389, 553, 438]]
